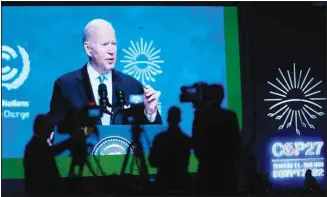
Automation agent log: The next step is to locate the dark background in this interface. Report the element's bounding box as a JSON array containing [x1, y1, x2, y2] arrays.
[[238, 2, 326, 190]]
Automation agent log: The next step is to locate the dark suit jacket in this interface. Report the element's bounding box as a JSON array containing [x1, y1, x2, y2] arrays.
[[48, 64, 162, 133]]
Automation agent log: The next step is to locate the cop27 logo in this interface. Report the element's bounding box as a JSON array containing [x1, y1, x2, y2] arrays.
[[120, 37, 164, 114], [264, 63, 326, 135], [272, 141, 324, 157], [2, 45, 30, 90]]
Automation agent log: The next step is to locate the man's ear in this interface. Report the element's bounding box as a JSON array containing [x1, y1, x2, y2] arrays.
[[84, 42, 92, 57]]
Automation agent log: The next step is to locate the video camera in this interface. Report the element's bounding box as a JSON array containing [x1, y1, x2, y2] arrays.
[[180, 82, 224, 107], [121, 94, 145, 125], [75, 102, 101, 137]]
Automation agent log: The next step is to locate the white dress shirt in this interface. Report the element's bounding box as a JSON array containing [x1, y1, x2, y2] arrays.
[[87, 63, 157, 125], [87, 63, 112, 125]]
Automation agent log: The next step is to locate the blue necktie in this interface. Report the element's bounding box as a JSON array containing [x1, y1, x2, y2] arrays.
[[99, 75, 106, 84]]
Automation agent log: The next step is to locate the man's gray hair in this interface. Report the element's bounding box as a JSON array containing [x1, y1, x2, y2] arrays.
[[83, 19, 115, 43]]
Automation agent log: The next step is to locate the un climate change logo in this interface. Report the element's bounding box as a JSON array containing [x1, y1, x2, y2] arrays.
[[264, 63, 326, 135], [2, 45, 30, 90]]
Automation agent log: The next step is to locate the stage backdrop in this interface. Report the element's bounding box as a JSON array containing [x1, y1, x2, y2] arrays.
[[1, 6, 242, 178], [239, 4, 326, 190]]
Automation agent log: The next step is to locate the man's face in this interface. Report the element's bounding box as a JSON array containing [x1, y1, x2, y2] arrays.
[[88, 25, 117, 73]]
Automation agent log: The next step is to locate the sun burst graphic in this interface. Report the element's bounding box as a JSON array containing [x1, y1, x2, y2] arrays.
[[120, 37, 164, 86], [264, 63, 326, 135]]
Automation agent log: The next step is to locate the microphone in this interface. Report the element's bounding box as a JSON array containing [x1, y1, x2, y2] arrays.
[[98, 83, 111, 110], [116, 88, 127, 110]]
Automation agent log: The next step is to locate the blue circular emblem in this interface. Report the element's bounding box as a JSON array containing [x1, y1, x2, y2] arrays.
[[92, 136, 132, 155]]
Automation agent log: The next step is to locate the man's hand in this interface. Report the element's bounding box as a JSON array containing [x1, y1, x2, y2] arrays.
[[143, 85, 158, 115]]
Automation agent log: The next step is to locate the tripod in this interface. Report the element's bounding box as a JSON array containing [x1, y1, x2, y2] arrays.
[[68, 126, 105, 178], [120, 124, 149, 189]]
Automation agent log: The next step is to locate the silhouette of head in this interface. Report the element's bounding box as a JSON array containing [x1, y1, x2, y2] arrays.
[[305, 169, 312, 178], [167, 106, 181, 127], [203, 84, 224, 105], [33, 114, 54, 138]]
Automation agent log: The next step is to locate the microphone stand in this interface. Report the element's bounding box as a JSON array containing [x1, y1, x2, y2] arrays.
[[100, 99, 116, 123], [109, 102, 129, 125]]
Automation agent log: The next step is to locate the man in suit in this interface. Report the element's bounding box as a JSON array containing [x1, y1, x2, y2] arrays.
[[48, 19, 162, 133]]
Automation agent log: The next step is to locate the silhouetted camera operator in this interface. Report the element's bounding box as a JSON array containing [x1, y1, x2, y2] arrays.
[[23, 114, 72, 195], [180, 82, 240, 195], [24, 111, 98, 195]]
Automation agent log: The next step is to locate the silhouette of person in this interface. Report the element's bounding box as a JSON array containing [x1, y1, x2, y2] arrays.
[[192, 84, 240, 195], [149, 106, 192, 193], [304, 169, 322, 195], [23, 114, 72, 195]]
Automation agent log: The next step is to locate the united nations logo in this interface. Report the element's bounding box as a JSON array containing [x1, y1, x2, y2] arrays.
[[2, 45, 30, 90], [92, 136, 132, 155]]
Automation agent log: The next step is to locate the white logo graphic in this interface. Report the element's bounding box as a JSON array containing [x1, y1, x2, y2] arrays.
[[264, 63, 326, 135], [120, 37, 164, 86], [92, 136, 132, 156], [2, 45, 30, 90]]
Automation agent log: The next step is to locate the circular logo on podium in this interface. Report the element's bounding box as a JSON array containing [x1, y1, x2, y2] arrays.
[[92, 136, 132, 155]]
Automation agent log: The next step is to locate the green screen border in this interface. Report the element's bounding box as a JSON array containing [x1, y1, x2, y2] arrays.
[[2, 6, 242, 179], [225, 7, 243, 127]]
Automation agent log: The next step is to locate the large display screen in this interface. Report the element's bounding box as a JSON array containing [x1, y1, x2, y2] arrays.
[[1, 6, 242, 179]]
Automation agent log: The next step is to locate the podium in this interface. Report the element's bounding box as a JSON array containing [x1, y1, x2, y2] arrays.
[[54, 125, 167, 156]]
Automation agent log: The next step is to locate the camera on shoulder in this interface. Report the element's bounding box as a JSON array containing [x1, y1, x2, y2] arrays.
[[180, 82, 224, 108]]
